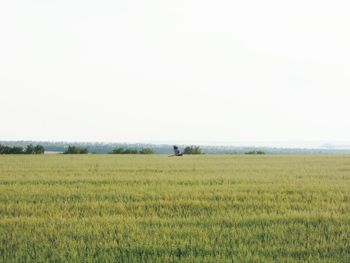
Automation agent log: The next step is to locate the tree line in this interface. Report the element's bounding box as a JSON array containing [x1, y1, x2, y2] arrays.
[[63, 146, 155, 154], [183, 145, 203, 155], [63, 146, 89, 154], [0, 144, 205, 155], [0, 144, 45, 154], [109, 146, 204, 155], [110, 147, 154, 154], [245, 150, 265, 155]]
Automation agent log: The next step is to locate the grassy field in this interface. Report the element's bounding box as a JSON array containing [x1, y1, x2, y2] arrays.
[[0, 155, 349, 262]]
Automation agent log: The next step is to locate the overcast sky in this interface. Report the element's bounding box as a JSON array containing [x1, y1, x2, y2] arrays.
[[1, 0, 350, 144]]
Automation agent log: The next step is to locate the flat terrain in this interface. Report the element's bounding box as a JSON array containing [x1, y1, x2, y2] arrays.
[[0, 155, 349, 262]]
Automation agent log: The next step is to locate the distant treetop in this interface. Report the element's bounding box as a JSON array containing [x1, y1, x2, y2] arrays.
[[110, 147, 154, 154], [63, 146, 88, 154], [245, 150, 265, 155], [183, 145, 203, 155], [0, 144, 45, 154]]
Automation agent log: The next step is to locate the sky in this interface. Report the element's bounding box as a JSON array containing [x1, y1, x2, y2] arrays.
[[1, 0, 350, 145]]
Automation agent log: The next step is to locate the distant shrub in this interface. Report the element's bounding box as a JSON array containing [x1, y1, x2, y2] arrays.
[[8, 146, 23, 154], [139, 148, 155, 154], [110, 147, 124, 154], [245, 150, 266, 155], [0, 144, 45, 154], [123, 149, 138, 154], [24, 144, 34, 154], [0, 145, 11, 154], [33, 145, 45, 154], [63, 146, 89, 154], [110, 147, 154, 154], [183, 146, 203, 155], [25, 144, 45, 154]]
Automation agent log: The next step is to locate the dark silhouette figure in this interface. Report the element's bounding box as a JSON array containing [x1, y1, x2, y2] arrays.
[[169, 145, 183, 157]]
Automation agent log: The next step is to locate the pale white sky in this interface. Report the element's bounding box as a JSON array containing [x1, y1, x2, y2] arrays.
[[1, 0, 350, 144]]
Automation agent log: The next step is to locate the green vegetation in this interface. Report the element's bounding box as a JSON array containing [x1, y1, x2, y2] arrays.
[[0, 144, 44, 154], [138, 148, 155, 154], [183, 145, 203, 154], [63, 145, 89, 154], [110, 147, 154, 154], [0, 155, 349, 262], [245, 150, 266, 155], [3, 141, 350, 154]]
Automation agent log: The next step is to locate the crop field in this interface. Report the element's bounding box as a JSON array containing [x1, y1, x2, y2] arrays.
[[0, 155, 349, 262]]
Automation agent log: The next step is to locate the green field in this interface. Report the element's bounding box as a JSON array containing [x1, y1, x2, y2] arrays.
[[0, 155, 349, 262]]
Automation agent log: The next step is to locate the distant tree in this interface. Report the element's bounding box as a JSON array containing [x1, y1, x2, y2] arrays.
[[245, 150, 265, 155], [0, 145, 8, 154], [25, 144, 34, 154], [0, 144, 45, 154], [110, 147, 125, 154], [79, 147, 88, 154], [110, 147, 154, 154], [64, 146, 88, 154], [1, 145, 14, 154], [121, 148, 138, 154], [183, 145, 203, 155], [64, 146, 77, 154], [33, 145, 45, 154], [139, 148, 155, 154], [11, 146, 24, 154]]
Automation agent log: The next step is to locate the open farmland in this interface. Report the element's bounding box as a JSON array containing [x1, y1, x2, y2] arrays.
[[0, 155, 349, 262]]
